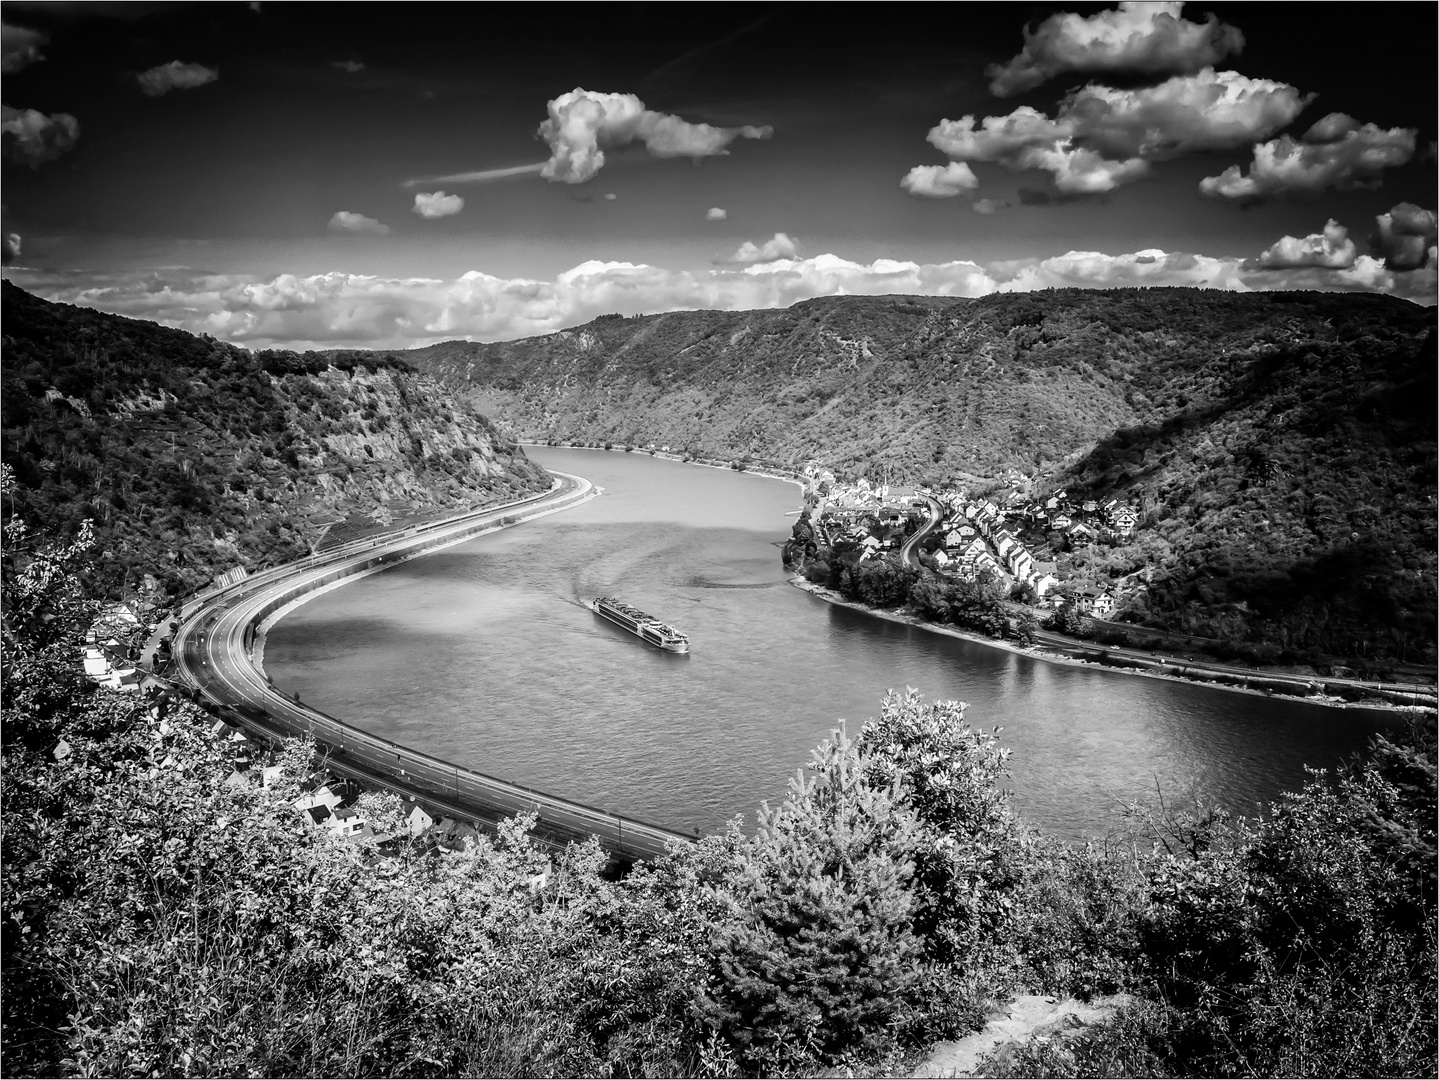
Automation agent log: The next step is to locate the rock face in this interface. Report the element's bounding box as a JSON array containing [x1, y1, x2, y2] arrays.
[[0, 282, 549, 600]]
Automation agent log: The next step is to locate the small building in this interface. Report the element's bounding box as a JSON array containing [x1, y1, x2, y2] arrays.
[[407, 803, 435, 837]]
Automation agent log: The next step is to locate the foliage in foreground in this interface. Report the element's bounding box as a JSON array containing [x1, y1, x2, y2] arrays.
[[2, 512, 1435, 1078]]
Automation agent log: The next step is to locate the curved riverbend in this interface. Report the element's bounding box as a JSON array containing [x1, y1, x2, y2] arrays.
[[264, 447, 1404, 842], [171, 472, 694, 864]]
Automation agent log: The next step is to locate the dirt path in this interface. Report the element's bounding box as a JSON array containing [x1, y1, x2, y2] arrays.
[[912, 993, 1131, 1078]]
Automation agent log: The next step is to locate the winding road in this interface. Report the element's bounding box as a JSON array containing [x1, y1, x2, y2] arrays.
[[899, 494, 946, 570], [171, 472, 695, 865]]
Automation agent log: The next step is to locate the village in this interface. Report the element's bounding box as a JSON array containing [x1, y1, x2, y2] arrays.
[[798, 463, 1142, 621]]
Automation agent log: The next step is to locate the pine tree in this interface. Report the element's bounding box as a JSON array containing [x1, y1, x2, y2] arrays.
[[703, 726, 923, 1072]]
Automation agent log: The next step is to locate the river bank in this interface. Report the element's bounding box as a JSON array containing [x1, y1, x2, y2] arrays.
[[789, 577, 1437, 715]]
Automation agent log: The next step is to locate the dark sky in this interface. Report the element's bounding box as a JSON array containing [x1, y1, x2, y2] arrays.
[[2, 2, 1434, 347]]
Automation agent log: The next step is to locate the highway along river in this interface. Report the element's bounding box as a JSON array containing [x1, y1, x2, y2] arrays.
[[264, 446, 1400, 843]]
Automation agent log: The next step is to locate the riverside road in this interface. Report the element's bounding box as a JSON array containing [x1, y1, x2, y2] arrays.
[[172, 472, 695, 865]]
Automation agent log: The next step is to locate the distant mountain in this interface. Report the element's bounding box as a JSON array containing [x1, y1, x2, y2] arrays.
[[391, 289, 1436, 663], [0, 282, 548, 602]]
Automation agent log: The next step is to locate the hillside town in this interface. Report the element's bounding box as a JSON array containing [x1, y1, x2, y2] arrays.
[[798, 463, 1142, 620]]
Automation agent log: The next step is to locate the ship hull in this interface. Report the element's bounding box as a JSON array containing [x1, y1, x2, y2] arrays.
[[588, 600, 690, 653]]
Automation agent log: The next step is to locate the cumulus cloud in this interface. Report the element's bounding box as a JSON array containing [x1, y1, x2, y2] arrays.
[[1, 105, 79, 167], [1200, 113, 1417, 201], [332, 60, 365, 73], [11, 240, 1432, 353], [972, 198, 1008, 214], [706, 207, 727, 220], [725, 232, 799, 264], [412, 191, 464, 218], [1371, 203, 1438, 271], [2, 21, 46, 74], [900, 161, 980, 198], [136, 60, 219, 97], [988, 1, 1245, 97], [327, 211, 390, 235], [1061, 68, 1309, 159], [2, 232, 19, 265], [537, 88, 772, 184], [1246, 219, 1356, 270], [995, 248, 1249, 292], [923, 70, 1302, 195]]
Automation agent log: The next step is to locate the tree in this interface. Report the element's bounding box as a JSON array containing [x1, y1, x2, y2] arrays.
[[704, 726, 924, 1072]]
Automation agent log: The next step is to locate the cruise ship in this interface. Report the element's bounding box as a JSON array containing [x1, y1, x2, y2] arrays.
[[588, 597, 690, 653]]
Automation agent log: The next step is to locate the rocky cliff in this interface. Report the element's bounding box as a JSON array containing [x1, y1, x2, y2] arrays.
[[0, 281, 549, 601]]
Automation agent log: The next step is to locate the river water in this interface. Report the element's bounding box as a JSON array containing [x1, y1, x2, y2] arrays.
[[264, 446, 1398, 842]]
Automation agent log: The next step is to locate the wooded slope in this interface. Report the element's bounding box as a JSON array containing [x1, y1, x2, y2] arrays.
[[396, 289, 1436, 662], [1, 282, 548, 602]]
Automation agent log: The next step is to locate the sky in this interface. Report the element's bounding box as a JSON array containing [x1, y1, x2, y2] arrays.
[[1, 2, 1435, 349]]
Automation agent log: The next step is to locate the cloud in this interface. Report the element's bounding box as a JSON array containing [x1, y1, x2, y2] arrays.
[[412, 191, 464, 219], [900, 161, 979, 198], [1246, 219, 1356, 270], [2, 21, 46, 74], [2, 232, 19, 265], [136, 60, 219, 97], [537, 87, 772, 183], [1200, 113, 1417, 201], [332, 60, 365, 73], [994, 248, 1249, 292], [327, 211, 390, 235], [925, 69, 1306, 195], [1371, 203, 1438, 271], [1060, 68, 1310, 159], [705, 207, 727, 220], [1, 105, 79, 167], [988, 1, 1245, 97], [604, 193, 617, 201], [725, 232, 798, 264], [402, 162, 546, 188], [972, 198, 1007, 214], [12, 239, 1432, 353]]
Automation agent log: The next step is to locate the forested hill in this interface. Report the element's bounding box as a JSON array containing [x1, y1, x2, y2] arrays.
[[0, 282, 548, 602], [393, 288, 1436, 663]]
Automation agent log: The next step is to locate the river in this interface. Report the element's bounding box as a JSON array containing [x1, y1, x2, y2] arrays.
[[263, 446, 1399, 842]]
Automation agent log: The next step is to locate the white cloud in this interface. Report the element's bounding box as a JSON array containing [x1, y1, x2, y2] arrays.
[[726, 232, 799, 264], [1, 105, 79, 167], [1063, 69, 1309, 159], [988, 1, 1244, 97], [1371, 203, 1438, 271], [972, 199, 1006, 215], [332, 60, 365, 73], [10, 242, 1431, 353], [923, 69, 1304, 195], [412, 191, 464, 218], [2, 232, 19, 264], [1200, 113, 1417, 201], [1247, 219, 1356, 270], [136, 60, 219, 97], [537, 88, 772, 184], [327, 211, 390, 235], [2, 21, 46, 74], [900, 161, 979, 198], [996, 248, 1249, 292], [706, 207, 727, 220], [603, 193, 617, 201]]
